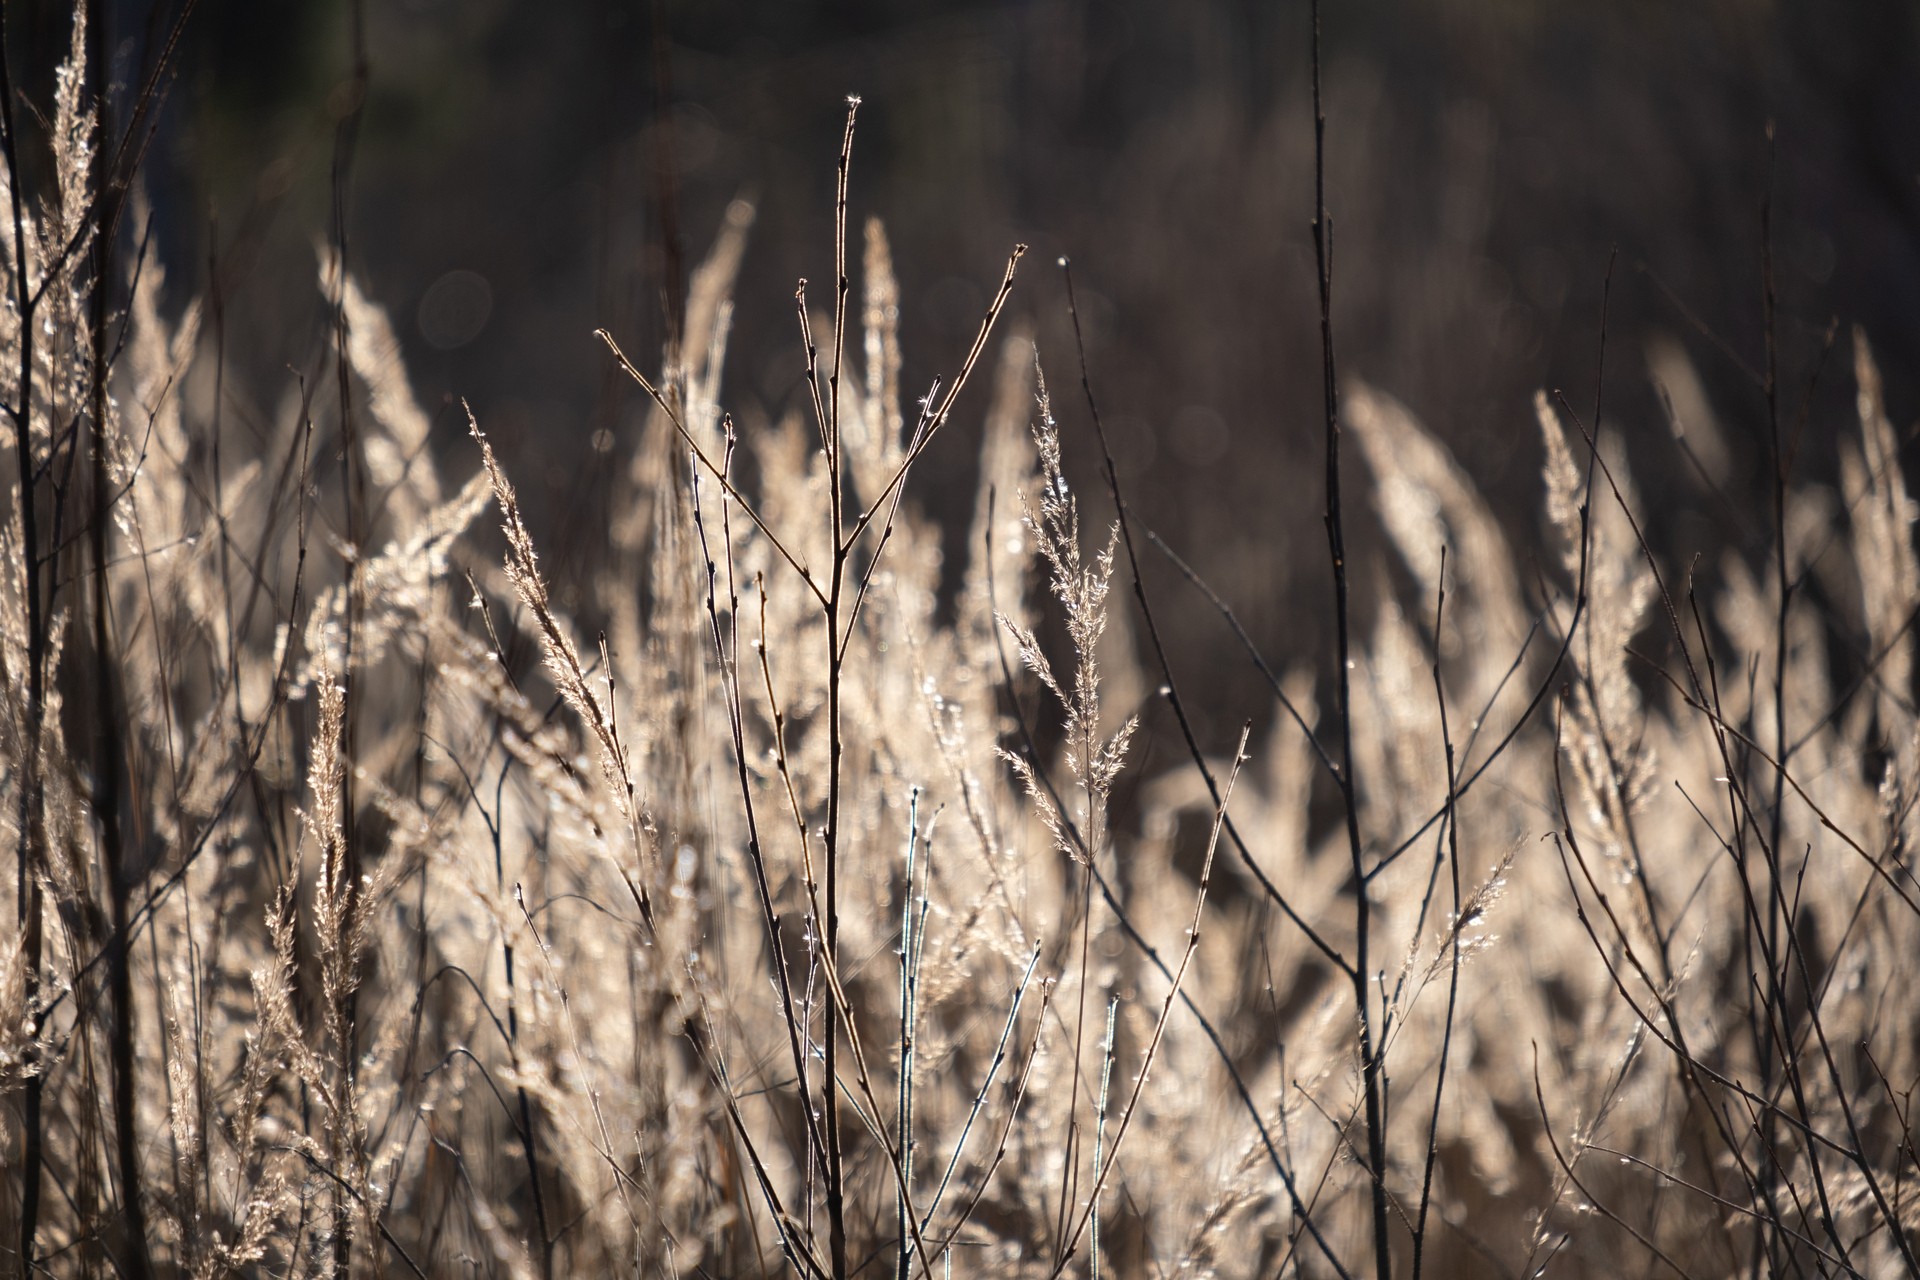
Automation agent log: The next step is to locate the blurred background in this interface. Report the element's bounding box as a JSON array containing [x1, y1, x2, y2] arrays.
[[28, 0, 1920, 741]]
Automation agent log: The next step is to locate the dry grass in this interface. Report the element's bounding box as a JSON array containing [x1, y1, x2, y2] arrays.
[[2, 15, 1918, 1279]]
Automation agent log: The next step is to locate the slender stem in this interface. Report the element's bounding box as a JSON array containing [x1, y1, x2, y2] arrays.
[[600, 329, 828, 603], [1049, 725, 1253, 1274], [895, 795, 918, 1280], [1308, 4, 1393, 1273], [922, 945, 1042, 1231], [495, 780, 553, 1279], [1090, 998, 1118, 1280], [818, 96, 860, 1280], [1, 5, 49, 1263], [1411, 553, 1460, 1280], [1060, 259, 1352, 979], [692, 458, 832, 1204], [985, 498, 1353, 1280], [86, 6, 154, 1271]]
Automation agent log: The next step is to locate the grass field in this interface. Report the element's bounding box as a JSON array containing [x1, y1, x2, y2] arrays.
[[2, 8, 1918, 1278]]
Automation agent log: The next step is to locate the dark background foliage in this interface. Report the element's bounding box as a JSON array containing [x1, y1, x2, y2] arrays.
[[42, 0, 1920, 737]]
